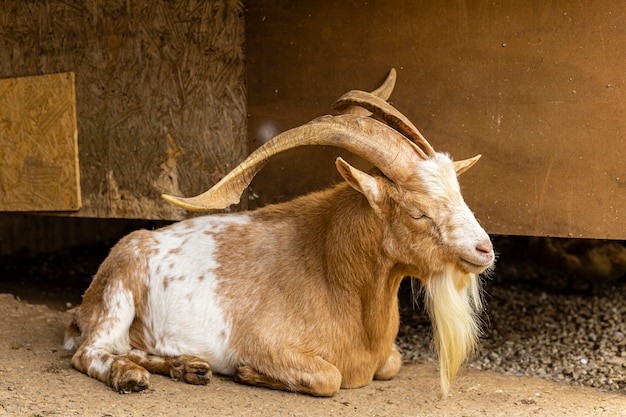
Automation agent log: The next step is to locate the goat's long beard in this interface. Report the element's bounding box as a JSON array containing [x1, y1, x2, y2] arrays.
[[419, 265, 483, 396]]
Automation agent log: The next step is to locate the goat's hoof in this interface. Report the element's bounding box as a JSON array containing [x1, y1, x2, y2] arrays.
[[110, 360, 150, 393], [171, 355, 212, 385]]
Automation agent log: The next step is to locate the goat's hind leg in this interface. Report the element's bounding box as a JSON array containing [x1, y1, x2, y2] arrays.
[[71, 284, 151, 393], [72, 342, 151, 393], [127, 350, 212, 385]]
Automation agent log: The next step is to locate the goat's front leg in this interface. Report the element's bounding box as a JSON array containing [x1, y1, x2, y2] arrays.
[[374, 345, 402, 381], [233, 354, 342, 397], [127, 349, 212, 385]]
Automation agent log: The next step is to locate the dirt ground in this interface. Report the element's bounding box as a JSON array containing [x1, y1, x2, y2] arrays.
[[0, 294, 624, 417]]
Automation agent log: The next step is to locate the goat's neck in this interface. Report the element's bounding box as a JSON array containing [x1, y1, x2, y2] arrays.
[[320, 185, 404, 345], [258, 183, 403, 346]]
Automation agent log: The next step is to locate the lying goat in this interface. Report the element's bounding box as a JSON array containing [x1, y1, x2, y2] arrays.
[[64, 69, 494, 396]]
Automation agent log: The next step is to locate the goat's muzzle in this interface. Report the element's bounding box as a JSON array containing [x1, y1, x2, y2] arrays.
[[458, 238, 494, 274]]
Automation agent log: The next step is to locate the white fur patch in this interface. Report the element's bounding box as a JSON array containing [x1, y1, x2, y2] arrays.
[[98, 281, 135, 354], [139, 214, 251, 374], [85, 346, 114, 377], [63, 337, 79, 350], [416, 153, 491, 264], [416, 153, 461, 199]]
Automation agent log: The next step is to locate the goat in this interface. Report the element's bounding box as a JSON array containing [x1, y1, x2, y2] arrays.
[[64, 69, 494, 397]]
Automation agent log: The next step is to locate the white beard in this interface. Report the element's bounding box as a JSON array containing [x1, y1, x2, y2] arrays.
[[421, 265, 484, 396]]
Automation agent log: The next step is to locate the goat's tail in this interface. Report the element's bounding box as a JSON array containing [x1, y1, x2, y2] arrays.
[[422, 266, 484, 396], [63, 307, 83, 350]]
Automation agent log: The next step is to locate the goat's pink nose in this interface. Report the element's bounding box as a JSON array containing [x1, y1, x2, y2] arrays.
[[476, 239, 494, 257]]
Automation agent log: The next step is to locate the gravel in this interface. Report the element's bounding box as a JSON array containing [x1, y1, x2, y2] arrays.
[[397, 237, 626, 392]]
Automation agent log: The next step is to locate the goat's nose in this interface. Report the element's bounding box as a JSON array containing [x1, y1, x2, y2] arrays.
[[476, 239, 494, 258]]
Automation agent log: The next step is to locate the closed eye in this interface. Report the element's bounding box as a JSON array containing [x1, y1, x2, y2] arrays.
[[411, 212, 430, 221]]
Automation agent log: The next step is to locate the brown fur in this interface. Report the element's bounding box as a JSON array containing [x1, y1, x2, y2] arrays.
[[65, 158, 492, 396], [212, 183, 403, 394]]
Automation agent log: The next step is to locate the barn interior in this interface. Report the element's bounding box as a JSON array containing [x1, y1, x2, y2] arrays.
[[0, 1, 625, 412]]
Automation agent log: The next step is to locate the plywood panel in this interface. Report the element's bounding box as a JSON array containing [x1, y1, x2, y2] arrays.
[[245, 0, 626, 239], [0, 72, 80, 211], [0, 0, 246, 219]]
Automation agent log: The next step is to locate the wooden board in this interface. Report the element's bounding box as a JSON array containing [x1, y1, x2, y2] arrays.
[[0, 72, 80, 211], [0, 0, 246, 219], [245, 0, 626, 239]]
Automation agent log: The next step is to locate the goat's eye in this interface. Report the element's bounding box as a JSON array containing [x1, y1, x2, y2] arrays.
[[410, 212, 426, 221]]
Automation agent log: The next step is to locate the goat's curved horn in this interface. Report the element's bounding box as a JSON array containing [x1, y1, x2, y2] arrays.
[[162, 114, 423, 211], [336, 68, 396, 116], [332, 90, 436, 159]]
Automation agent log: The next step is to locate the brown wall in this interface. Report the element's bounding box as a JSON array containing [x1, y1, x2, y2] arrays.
[[246, 1, 626, 239]]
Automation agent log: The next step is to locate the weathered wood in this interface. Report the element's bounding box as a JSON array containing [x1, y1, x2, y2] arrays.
[[0, 72, 80, 211], [245, 0, 626, 239], [0, 0, 246, 219]]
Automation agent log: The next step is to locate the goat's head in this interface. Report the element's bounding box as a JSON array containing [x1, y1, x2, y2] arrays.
[[335, 149, 492, 280], [162, 69, 495, 396]]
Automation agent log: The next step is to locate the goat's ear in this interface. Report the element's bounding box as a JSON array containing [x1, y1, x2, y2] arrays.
[[335, 157, 381, 207], [454, 154, 481, 176]]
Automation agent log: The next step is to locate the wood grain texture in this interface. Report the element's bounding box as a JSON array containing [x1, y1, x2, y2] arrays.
[[246, 0, 626, 239], [0, 72, 80, 211], [0, 0, 246, 219]]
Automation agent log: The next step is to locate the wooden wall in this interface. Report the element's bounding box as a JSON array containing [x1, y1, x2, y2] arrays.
[[245, 0, 626, 239], [0, 0, 246, 220]]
